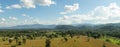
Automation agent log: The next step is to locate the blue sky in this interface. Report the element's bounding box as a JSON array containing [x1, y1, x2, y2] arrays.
[[0, 0, 120, 27]]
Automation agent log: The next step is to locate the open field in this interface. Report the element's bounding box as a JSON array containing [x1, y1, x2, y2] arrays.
[[0, 36, 120, 47]]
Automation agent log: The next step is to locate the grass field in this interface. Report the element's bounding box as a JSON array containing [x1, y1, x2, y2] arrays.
[[0, 36, 120, 47], [101, 36, 120, 45]]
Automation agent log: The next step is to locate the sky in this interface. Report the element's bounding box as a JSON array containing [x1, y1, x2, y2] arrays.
[[0, 0, 120, 27]]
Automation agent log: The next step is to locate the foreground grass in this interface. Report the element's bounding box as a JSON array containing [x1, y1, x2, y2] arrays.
[[0, 36, 120, 47], [101, 36, 120, 45]]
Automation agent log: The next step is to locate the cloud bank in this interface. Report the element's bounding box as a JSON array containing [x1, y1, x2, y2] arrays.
[[58, 3, 120, 24]]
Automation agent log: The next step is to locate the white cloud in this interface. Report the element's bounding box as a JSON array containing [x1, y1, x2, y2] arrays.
[[6, 4, 22, 9], [6, 6, 11, 9], [0, 9, 4, 13], [22, 14, 33, 19], [57, 15, 91, 25], [21, 0, 55, 8], [60, 3, 79, 14], [0, 21, 4, 24], [0, 4, 4, 13], [22, 14, 30, 17], [2, 2, 120, 26], [34, 0, 56, 6], [6, 0, 55, 9], [91, 3, 120, 24], [9, 16, 18, 20], [1, 18, 6, 21], [0, 18, 6, 26], [0, 18, 6, 25], [58, 2, 120, 24], [0, 17, 20, 27], [22, 18, 56, 25], [21, 18, 40, 25], [20, 0, 36, 8]]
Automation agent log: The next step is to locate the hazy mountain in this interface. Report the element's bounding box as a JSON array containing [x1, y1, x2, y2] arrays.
[[55, 23, 120, 30], [0, 23, 120, 30], [55, 25, 78, 29], [0, 24, 56, 29]]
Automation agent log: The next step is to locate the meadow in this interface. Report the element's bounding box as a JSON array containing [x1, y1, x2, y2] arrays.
[[0, 36, 120, 47], [0, 29, 120, 47]]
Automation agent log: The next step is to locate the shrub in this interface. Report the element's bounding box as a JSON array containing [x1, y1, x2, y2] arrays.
[[106, 39, 111, 42], [9, 38, 13, 44], [11, 45, 16, 47], [23, 38, 26, 44], [2, 38, 5, 41], [18, 41, 22, 45], [45, 39, 51, 47], [102, 43, 106, 47], [64, 37, 68, 42]]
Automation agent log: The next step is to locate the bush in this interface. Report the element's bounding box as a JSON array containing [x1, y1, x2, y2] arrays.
[[23, 38, 26, 44], [11, 45, 16, 47], [2, 38, 5, 41], [103, 45, 106, 47], [64, 37, 68, 42], [18, 41, 22, 45], [106, 39, 111, 42], [9, 38, 13, 44], [45, 39, 51, 47]]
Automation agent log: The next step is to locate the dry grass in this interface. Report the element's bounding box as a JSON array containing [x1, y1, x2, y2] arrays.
[[0, 36, 120, 47]]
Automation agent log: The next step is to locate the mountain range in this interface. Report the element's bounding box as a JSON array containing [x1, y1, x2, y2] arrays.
[[0, 23, 120, 30]]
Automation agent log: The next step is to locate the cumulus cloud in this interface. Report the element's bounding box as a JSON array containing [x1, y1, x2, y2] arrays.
[[22, 18, 56, 25], [20, 0, 36, 8], [9, 16, 18, 20], [0, 17, 19, 26], [6, 0, 55, 9], [2, 2, 120, 26], [22, 14, 30, 17], [0, 4, 4, 13], [0, 21, 4, 24], [6, 4, 22, 9], [0, 18, 6, 24], [0, 9, 4, 13], [22, 14, 33, 19], [1, 18, 6, 21], [58, 3, 120, 24], [0, 18, 6, 26], [57, 15, 91, 25], [34, 0, 56, 6], [60, 3, 79, 14], [23, 19, 41, 24]]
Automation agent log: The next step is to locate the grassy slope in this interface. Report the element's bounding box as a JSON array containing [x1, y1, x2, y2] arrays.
[[0, 36, 120, 47]]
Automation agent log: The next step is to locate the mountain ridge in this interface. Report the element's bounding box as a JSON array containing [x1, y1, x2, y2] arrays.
[[0, 23, 120, 30]]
